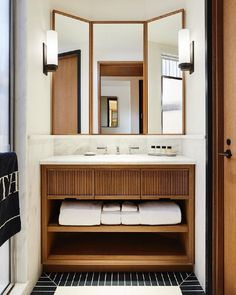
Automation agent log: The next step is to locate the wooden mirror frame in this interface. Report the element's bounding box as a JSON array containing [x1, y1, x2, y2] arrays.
[[52, 9, 185, 135]]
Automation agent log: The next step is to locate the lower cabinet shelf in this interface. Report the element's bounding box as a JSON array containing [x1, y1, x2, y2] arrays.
[[49, 232, 185, 256], [43, 232, 191, 272], [47, 224, 188, 233]]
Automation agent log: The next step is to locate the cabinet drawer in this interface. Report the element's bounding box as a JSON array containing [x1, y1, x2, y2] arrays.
[[94, 169, 140, 199], [141, 169, 189, 198], [47, 169, 94, 197]]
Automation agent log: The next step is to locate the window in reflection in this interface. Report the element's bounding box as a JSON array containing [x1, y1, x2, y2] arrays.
[[161, 55, 183, 134]]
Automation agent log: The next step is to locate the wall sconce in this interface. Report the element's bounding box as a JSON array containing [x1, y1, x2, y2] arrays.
[[178, 29, 194, 74], [43, 30, 58, 75]]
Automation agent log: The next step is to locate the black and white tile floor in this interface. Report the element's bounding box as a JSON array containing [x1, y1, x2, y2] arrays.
[[31, 272, 205, 295]]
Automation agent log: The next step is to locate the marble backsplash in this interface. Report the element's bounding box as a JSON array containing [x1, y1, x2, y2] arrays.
[[52, 135, 184, 156]]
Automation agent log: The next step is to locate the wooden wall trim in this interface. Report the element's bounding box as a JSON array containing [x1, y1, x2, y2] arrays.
[[212, 0, 224, 294], [97, 62, 101, 134], [147, 9, 185, 23], [52, 9, 184, 24], [52, 9, 90, 23], [99, 62, 143, 77], [92, 21, 145, 24], [143, 22, 148, 134]]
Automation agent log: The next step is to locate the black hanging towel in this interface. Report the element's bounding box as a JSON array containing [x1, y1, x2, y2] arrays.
[[0, 152, 21, 247]]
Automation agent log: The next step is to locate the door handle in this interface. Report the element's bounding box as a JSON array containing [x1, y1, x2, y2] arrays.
[[218, 149, 232, 159]]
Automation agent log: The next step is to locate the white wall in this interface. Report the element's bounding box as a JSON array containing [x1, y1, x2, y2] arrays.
[[26, 2, 51, 135], [148, 42, 178, 134], [185, 0, 205, 135], [101, 77, 140, 134], [184, 0, 206, 289], [14, 0, 53, 294]]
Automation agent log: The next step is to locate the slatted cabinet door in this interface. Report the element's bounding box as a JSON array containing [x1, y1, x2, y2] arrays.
[[94, 169, 141, 199], [141, 167, 192, 199], [47, 168, 94, 199]]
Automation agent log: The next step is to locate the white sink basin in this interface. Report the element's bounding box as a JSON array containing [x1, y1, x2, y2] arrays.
[[40, 154, 195, 165]]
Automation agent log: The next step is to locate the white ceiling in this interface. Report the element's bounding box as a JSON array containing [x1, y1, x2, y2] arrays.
[[94, 24, 143, 59], [54, 1, 184, 54], [56, 14, 89, 53], [148, 13, 182, 47], [50, 0, 185, 21]]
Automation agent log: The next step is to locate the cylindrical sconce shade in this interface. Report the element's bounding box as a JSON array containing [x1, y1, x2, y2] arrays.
[[178, 29, 194, 74], [178, 29, 191, 64], [46, 30, 58, 66]]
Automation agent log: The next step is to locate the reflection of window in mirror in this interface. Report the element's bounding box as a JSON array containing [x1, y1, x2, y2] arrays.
[[148, 12, 184, 134], [161, 55, 183, 134]]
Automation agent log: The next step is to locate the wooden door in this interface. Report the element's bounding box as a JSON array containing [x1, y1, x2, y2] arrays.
[[223, 0, 236, 294], [52, 51, 81, 134]]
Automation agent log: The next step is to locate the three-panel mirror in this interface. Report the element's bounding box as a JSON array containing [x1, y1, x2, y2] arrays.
[[53, 10, 184, 135]]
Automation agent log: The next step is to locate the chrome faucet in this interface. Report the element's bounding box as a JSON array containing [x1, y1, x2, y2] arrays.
[[129, 146, 139, 154], [97, 146, 108, 154]]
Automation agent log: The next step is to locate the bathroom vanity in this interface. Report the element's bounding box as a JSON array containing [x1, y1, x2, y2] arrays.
[[41, 155, 195, 272]]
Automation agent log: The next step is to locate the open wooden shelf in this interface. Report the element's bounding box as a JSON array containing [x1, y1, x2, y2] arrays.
[[47, 223, 188, 233], [49, 232, 186, 258]]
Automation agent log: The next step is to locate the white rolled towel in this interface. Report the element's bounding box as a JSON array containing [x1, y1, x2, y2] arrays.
[[139, 201, 182, 225], [102, 202, 120, 212], [121, 212, 140, 225], [101, 211, 121, 225], [121, 201, 138, 212], [59, 201, 102, 226]]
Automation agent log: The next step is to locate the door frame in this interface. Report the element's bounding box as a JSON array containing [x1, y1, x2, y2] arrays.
[[209, 0, 224, 294]]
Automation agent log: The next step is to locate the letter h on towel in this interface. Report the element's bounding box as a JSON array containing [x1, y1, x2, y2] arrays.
[[0, 152, 21, 247]]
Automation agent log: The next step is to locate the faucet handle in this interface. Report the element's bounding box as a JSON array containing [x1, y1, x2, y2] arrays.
[[97, 146, 108, 154], [129, 146, 139, 154]]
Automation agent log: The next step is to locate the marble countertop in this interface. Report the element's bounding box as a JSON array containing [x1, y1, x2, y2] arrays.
[[40, 154, 196, 165]]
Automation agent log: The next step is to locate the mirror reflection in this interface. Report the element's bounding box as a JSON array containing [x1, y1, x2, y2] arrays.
[[52, 11, 185, 135], [101, 96, 118, 128], [93, 24, 144, 134], [100, 74, 143, 134], [53, 13, 89, 134], [148, 12, 183, 134]]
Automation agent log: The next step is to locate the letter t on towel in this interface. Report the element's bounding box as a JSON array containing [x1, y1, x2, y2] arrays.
[[0, 152, 21, 247]]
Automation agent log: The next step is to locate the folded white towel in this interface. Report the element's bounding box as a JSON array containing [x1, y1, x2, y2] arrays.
[[139, 201, 181, 225], [59, 201, 102, 226], [121, 212, 140, 225], [103, 203, 121, 212], [121, 201, 138, 212], [101, 211, 121, 225]]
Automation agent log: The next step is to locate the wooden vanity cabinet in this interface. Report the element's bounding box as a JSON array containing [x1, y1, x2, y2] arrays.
[[41, 164, 195, 272]]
